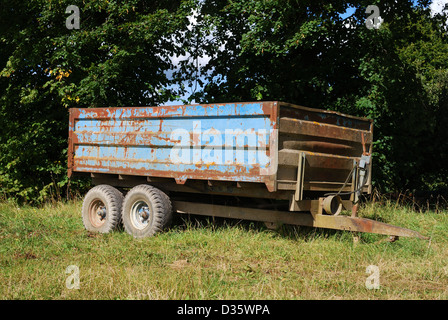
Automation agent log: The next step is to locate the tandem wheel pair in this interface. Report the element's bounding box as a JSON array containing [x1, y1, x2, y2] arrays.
[[82, 184, 172, 238]]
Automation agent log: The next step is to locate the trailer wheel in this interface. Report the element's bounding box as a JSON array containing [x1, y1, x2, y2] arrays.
[[122, 184, 172, 238], [82, 185, 123, 233]]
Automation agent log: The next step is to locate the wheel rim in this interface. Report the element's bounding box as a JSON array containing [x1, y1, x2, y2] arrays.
[[130, 200, 151, 230], [88, 199, 107, 228]]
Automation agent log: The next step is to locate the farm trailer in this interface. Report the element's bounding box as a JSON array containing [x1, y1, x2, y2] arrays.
[[67, 101, 428, 240]]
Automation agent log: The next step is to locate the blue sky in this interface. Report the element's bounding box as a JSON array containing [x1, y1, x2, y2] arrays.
[[340, 6, 357, 20]]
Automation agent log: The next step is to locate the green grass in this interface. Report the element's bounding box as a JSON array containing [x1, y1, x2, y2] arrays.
[[0, 199, 447, 300]]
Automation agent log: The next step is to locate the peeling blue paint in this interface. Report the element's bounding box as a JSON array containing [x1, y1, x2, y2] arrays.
[[72, 102, 275, 181]]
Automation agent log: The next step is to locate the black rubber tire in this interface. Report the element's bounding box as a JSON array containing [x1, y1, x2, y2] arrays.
[[81, 185, 123, 233], [122, 184, 173, 238]]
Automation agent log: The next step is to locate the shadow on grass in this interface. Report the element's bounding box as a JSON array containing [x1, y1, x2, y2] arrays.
[[170, 212, 380, 244]]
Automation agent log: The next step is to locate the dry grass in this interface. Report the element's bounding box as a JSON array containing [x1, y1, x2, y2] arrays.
[[0, 199, 447, 300]]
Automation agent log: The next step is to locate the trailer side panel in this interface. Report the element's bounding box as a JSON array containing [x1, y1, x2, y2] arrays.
[[68, 102, 279, 190]]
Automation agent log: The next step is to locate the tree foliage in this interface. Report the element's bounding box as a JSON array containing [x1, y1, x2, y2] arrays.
[[1, 0, 447, 202], [192, 0, 448, 194], [0, 0, 196, 202]]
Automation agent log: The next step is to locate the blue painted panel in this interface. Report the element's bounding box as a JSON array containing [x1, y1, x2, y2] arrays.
[[76, 102, 267, 119], [72, 102, 276, 182]]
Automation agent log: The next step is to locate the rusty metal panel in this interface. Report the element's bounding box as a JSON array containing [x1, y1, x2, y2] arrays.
[[277, 102, 373, 194], [68, 102, 279, 189], [68, 101, 373, 196]]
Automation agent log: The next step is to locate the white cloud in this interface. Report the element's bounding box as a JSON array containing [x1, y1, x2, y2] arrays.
[[430, 0, 448, 16]]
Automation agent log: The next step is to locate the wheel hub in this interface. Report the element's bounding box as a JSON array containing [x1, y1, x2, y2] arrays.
[[139, 207, 150, 220], [97, 206, 107, 220], [131, 201, 151, 230], [88, 199, 107, 228]]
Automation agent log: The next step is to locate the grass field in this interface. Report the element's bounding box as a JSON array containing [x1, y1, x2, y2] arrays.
[[0, 199, 447, 300]]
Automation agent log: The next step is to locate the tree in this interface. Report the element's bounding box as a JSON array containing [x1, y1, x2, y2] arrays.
[[1, 0, 447, 202], [191, 0, 448, 194], [0, 0, 196, 202]]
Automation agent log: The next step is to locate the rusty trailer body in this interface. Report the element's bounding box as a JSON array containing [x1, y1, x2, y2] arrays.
[[68, 101, 427, 239]]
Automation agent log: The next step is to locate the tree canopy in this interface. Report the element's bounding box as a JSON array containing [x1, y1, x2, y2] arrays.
[[1, 0, 447, 202]]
